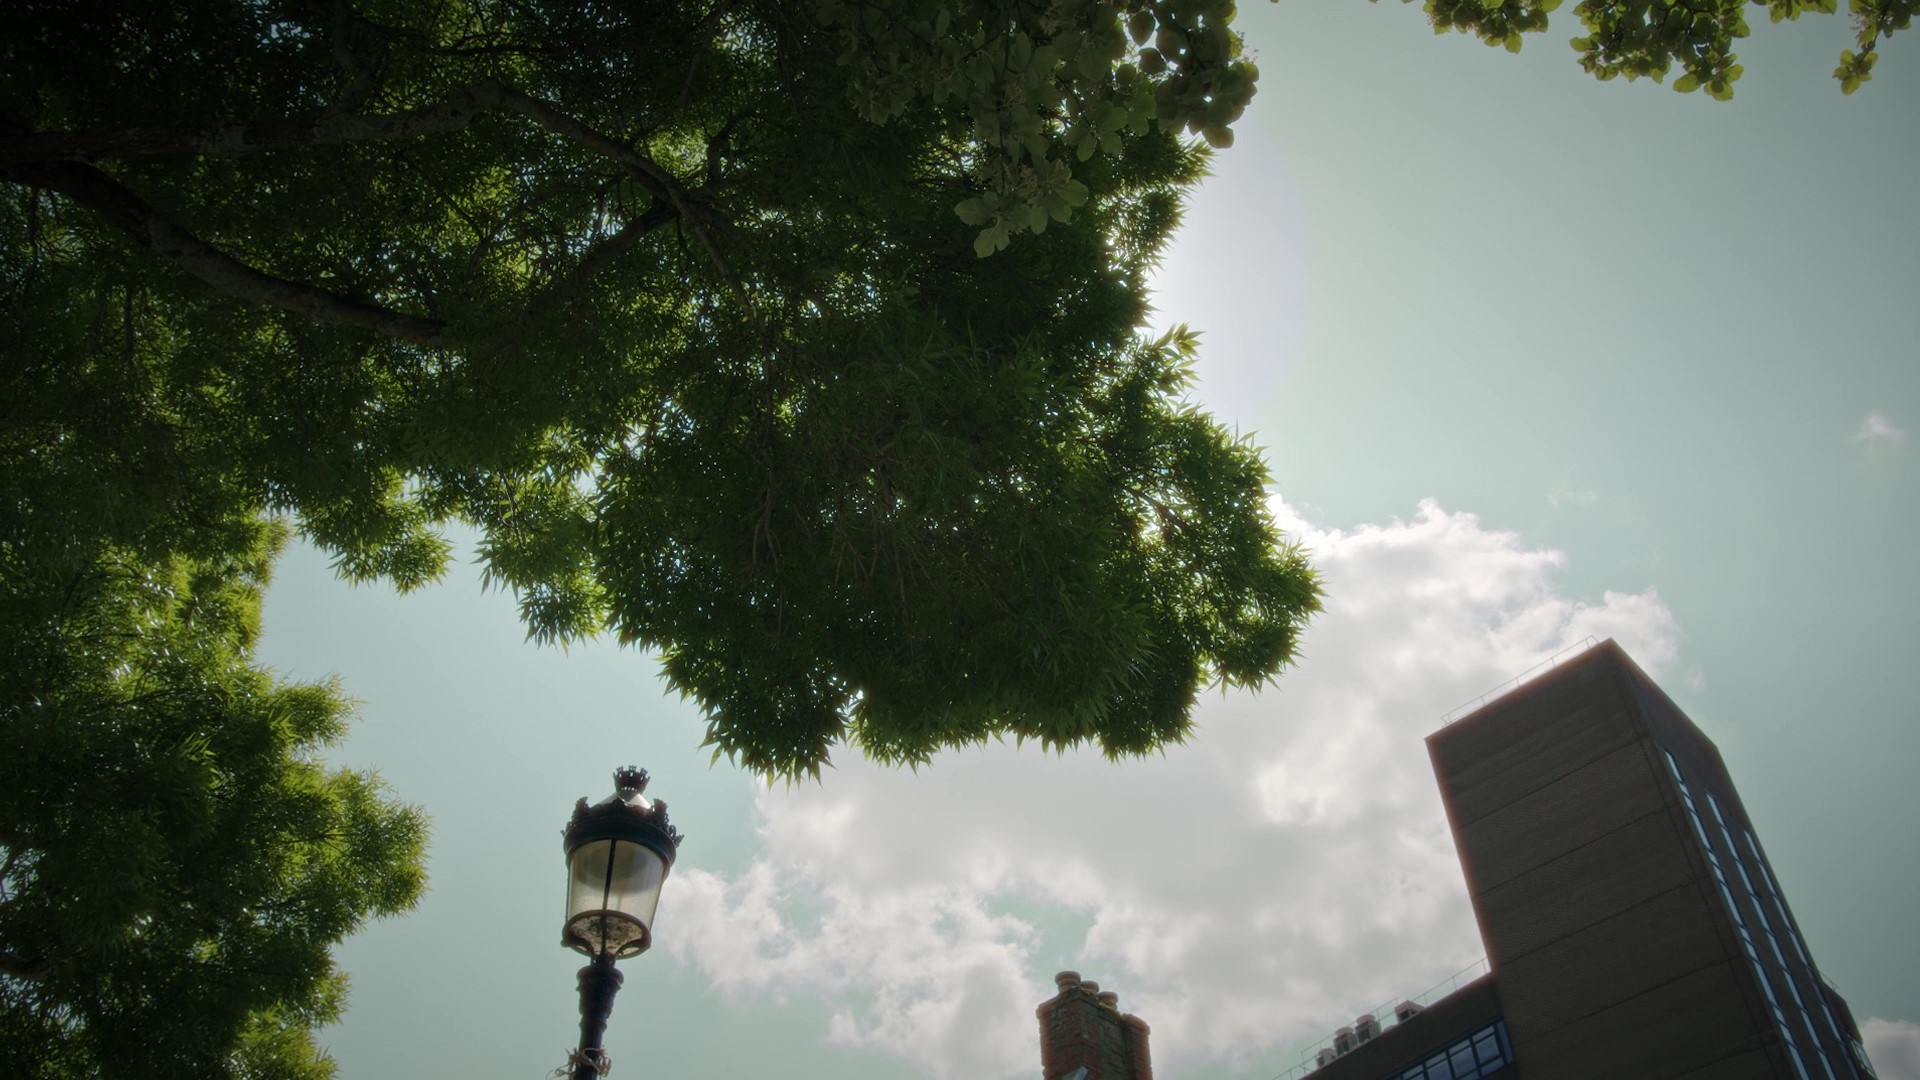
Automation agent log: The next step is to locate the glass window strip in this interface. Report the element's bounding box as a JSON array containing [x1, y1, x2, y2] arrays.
[[1669, 743, 1815, 1076], [1744, 832, 1781, 892], [1719, 812, 1841, 1079], [1806, 1014, 1840, 1080], [1784, 910, 1811, 963], [1770, 939, 1797, 989], [1373, 1018, 1512, 1080], [1665, 761, 1859, 1080], [1758, 970, 1779, 1007], [1820, 1002, 1849, 1052], [1851, 1037, 1880, 1079]]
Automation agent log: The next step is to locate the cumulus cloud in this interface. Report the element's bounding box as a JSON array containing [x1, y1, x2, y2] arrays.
[[1851, 412, 1907, 462], [660, 498, 1681, 1079], [1864, 1018, 1920, 1080]]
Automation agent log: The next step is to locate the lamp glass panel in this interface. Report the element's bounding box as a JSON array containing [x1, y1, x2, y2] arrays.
[[566, 839, 666, 928]]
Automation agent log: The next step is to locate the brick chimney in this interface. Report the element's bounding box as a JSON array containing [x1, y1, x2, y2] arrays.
[[1036, 971, 1152, 1080]]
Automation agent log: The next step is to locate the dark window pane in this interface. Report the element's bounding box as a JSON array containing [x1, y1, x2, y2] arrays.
[[1476, 1031, 1501, 1064]]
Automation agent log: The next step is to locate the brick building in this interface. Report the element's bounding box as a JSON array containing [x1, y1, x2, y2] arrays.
[[1041, 641, 1879, 1080]]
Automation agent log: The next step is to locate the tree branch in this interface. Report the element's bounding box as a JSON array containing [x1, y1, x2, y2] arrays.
[[492, 89, 750, 305], [1, 160, 447, 346], [328, 0, 381, 113], [0, 951, 50, 981], [3, 79, 739, 330], [0, 80, 510, 165], [551, 200, 678, 304]]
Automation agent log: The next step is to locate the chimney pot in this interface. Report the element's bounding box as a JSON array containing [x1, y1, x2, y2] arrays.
[[1036, 974, 1151, 1080]]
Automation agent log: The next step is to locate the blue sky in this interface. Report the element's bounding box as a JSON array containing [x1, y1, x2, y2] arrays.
[[256, 4, 1919, 1077]]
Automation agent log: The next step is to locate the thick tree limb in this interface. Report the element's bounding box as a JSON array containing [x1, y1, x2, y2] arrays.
[[328, 0, 381, 113], [493, 89, 748, 301], [2, 160, 448, 346], [552, 200, 679, 303], [0, 80, 511, 165], [3, 79, 736, 329]]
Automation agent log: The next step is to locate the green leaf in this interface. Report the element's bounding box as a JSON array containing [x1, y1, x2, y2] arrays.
[[1129, 10, 1155, 45], [955, 197, 991, 225], [1674, 72, 1701, 92], [973, 227, 997, 257], [1505, 31, 1524, 53]]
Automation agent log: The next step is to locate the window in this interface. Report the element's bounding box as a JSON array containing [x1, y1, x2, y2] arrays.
[[1667, 752, 1838, 1080], [1379, 1019, 1512, 1080]]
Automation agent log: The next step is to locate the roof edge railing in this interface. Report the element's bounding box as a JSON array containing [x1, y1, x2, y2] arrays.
[[1266, 957, 1492, 1080], [1438, 637, 1600, 727]]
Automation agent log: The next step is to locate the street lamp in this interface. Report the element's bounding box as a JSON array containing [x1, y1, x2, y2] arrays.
[[560, 766, 683, 1079]]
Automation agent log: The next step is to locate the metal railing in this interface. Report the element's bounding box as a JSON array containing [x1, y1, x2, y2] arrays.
[[1265, 957, 1492, 1080], [1438, 637, 1600, 726]]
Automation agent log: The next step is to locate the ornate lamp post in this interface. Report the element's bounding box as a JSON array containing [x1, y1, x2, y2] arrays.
[[560, 767, 683, 1079]]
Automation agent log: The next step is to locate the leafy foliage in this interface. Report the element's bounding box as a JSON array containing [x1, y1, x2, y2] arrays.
[[1411, 0, 1911, 98], [1, 0, 1321, 779], [0, 525, 427, 1078], [6, 0, 1891, 785]]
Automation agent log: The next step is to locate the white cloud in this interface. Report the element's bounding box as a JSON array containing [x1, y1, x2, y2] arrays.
[[1864, 1018, 1920, 1080], [660, 498, 1681, 1079], [1851, 412, 1907, 462], [1546, 480, 1599, 509]]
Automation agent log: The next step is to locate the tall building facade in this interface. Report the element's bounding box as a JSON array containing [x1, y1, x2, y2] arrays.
[[1296, 640, 1878, 1080]]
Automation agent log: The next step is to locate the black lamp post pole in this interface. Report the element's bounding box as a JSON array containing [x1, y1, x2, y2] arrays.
[[573, 951, 624, 1080]]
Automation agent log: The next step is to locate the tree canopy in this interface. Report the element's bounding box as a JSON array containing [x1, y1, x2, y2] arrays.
[[3, 0, 1322, 781], [2, 0, 1904, 1072], [0, 524, 426, 1077], [4, 1, 1903, 781]]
